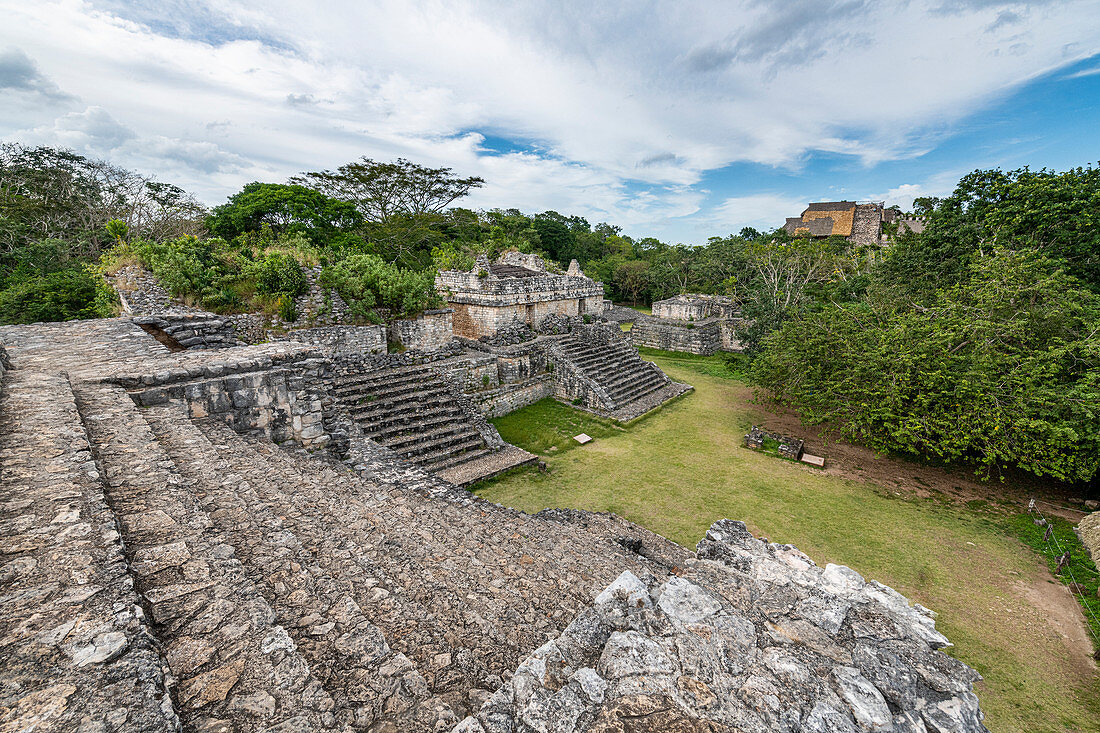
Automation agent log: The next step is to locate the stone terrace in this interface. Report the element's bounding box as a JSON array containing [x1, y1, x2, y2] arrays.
[[0, 318, 989, 732]]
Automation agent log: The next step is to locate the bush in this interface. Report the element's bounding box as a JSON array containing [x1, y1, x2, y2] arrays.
[[277, 295, 298, 322], [0, 267, 112, 324], [246, 252, 308, 297], [320, 254, 442, 320]]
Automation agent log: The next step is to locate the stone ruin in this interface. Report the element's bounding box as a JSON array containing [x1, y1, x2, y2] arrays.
[[436, 253, 607, 339], [631, 294, 749, 356], [0, 266, 989, 732], [745, 425, 805, 461]]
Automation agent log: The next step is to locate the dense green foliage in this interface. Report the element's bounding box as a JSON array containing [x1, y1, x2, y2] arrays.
[[754, 250, 1100, 481], [207, 182, 363, 246], [320, 254, 442, 319], [0, 266, 111, 324]]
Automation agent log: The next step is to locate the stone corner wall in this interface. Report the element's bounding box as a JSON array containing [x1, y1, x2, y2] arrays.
[[128, 356, 333, 450], [630, 316, 720, 355], [389, 309, 454, 352]]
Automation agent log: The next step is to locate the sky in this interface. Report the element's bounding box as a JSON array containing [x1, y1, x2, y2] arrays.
[[2, 0, 1100, 244]]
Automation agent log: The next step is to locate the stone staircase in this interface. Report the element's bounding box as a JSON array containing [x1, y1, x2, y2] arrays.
[[558, 332, 670, 410], [72, 383, 337, 732], [0, 372, 178, 733], [331, 365, 495, 474]]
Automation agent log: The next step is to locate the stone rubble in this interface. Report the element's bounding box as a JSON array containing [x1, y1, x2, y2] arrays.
[[456, 520, 988, 733]]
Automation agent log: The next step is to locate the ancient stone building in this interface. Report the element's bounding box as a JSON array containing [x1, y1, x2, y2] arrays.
[[0, 316, 989, 732], [632, 294, 747, 355], [784, 201, 898, 246], [436, 253, 606, 339]]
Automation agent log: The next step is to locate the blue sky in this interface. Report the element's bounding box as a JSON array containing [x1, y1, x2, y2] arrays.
[[2, 0, 1099, 244]]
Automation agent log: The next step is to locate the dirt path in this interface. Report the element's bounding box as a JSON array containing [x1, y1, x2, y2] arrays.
[[725, 383, 1100, 675], [1016, 574, 1099, 678], [734, 383, 1091, 521]]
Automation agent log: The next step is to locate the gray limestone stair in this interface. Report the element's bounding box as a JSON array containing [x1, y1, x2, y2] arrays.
[[140, 404, 458, 732], [335, 365, 490, 472], [561, 336, 668, 406], [183, 419, 514, 719], [210, 428, 688, 712], [0, 371, 179, 733], [70, 383, 337, 733]]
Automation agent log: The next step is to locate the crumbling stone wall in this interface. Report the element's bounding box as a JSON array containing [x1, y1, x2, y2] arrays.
[[389, 309, 454, 351], [456, 520, 989, 733], [273, 324, 387, 355], [127, 356, 332, 449], [474, 375, 556, 417], [133, 313, 240, 349], [851, 203, 885, 246], [292, 265, 352, 326]]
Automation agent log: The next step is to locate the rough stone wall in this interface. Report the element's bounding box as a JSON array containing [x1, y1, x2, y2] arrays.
[[273, 324, 387, 356], [451, 300, 599, 339], [631, 316, 721, 355], [602, 304, 640, 323], [456, 519, 989, 733], [292, 265, 352, 327], [474, 375, 556, 417], [133, 313, 240, 349], [107, 265, 176, 315], [0, 341, 9, 381], [128, 358, 332, 450], [389, 309, 454, 351], [851, 204, 884, 246], [719, 319, 745, 352]]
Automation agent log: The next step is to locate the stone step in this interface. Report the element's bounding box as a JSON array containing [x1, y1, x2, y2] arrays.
[[71, 383, 337, 732], [192, 422, 523, 718], [335, 371, 441, 402], [141, 404, 457, 731], [419, 446, 495, 474], [350, 390, 458, 423], [381, 420, 483, 453], [361, 410, 469, 443], [409, 437, 491, 470], [332, 366, 433, 394], [0, 371, 180, 733], [395, 429, 486, 463]]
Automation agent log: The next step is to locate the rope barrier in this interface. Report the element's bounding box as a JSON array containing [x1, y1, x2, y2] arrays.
[[1027, 498, 1100, 650]]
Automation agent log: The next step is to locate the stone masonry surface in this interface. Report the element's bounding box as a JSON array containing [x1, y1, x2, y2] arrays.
[[0, 318, 988, 732]]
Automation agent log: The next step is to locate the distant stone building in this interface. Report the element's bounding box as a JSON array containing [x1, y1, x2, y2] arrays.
[[652, 294, 739, 321], [631, 293, 748, 355], [783, 201, 925, 245], [436, 252, 606, 339]]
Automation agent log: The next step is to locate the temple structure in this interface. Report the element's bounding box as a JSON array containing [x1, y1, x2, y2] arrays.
[[436, 253, 606, 339]]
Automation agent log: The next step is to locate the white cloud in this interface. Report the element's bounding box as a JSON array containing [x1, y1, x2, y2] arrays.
[[0, 0, 1098, 241], [708, 193, 811, 233]]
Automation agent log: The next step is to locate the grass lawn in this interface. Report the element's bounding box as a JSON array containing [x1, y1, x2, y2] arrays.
[[479, 351, 1100, 732]]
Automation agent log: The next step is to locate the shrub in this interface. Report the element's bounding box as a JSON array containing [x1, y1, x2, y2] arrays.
[[0, 267, 112, 324], [320, 254, 442, 320], [246, 252, 308, 297], [277, 295, 298, 322]]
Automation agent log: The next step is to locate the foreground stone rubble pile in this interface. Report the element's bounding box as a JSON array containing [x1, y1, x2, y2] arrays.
[[0, 318, 988, 732]]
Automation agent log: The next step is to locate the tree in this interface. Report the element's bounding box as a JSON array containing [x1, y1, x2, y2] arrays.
[[292, 157, 483, 222], [613, 260, 650, 306], [753, 248, 1100, 482], [207, 183, 362, 244]]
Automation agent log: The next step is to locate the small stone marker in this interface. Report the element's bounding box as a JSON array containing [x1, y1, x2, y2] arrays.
[[574, 433, 592, 445], [800, 453, 825, 467]]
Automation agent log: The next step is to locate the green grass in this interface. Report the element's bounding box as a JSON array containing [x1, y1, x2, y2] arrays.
[[491, 398, 623, 455], [1006, 513, 1100, 648], [479, 351, 1100, 733]]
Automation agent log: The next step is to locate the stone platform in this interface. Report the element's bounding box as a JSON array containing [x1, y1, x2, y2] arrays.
[[0, 318, 989, 732]]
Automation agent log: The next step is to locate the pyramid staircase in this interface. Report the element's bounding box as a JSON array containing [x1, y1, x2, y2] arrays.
[[558, 333, 670, 409], [330, 365, 495, 475]]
